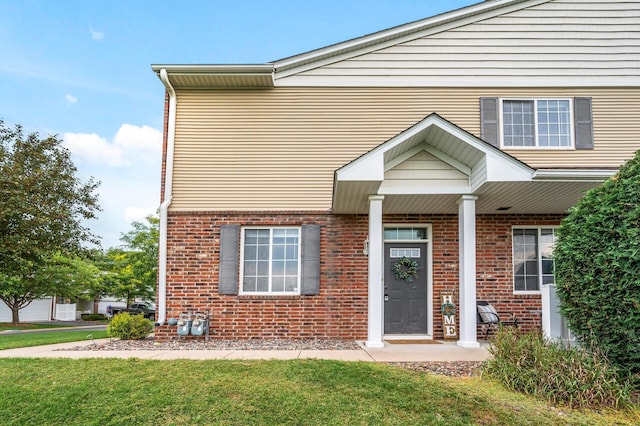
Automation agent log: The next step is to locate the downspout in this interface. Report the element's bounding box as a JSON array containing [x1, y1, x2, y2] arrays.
[[156, 68, 176, 326]]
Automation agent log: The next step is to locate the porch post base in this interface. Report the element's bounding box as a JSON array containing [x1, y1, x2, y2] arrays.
[[365, 340, 385, 348], [457, 340, 481, 348]]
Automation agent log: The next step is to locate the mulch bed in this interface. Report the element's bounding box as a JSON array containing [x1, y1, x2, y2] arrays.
[[60, 337, 486, 377], [388, 361, 485, 377]]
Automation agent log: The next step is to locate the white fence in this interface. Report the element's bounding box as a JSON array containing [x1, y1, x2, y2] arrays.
[[541, 284, 574, 344], [0, 298, 53, 322]]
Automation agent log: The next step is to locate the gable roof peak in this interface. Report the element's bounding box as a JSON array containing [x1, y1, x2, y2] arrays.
[[273, 0, 548, 74]]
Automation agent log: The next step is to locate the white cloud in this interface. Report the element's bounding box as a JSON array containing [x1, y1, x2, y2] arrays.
[[124, 206, 157, 223], [90, 26, 104, 41], [63, 132, 125, 166], [62, 124, 162, 247], [63, 124, 162, 167], [66, 94, 78, 106], [114, 124, 162, 159]]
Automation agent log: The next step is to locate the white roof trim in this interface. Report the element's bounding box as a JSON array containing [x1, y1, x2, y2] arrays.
[[151, 64, 274, 74], [335, 113, 534, 185]]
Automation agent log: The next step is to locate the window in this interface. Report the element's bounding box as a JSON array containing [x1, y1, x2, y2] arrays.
[[502, 99, 572, 148], [512, 228, 557, 293], [390, 248, 420, 258], [241, 227, 300, 294], [384, 227, 428, 241]]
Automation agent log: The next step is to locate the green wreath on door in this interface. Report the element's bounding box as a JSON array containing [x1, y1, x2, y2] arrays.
[[392, 256, 419, 283]]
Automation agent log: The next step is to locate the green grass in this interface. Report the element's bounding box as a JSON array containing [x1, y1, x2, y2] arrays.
[[0, 322, 73, 331], [0, 330, 109, 350], [0, 358, 636, 425]]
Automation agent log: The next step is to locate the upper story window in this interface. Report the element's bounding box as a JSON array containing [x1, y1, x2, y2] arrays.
[[240, 227, 300, 294], [501, 99, 572, 148], [480, 97, 593, 151]]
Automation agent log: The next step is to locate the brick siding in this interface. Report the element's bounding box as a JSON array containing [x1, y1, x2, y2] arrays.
[[155, 211, 562, 341]]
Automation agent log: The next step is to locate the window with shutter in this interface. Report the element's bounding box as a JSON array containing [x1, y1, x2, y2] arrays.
[[220, 224, 321, 296], [480, 97, 594, 150]]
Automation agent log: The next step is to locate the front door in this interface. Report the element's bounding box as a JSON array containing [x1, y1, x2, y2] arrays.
[[384, 243, 428, 334]]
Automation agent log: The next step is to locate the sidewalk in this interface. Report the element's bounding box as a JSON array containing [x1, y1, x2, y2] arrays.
[[0, 338, 491, 362]]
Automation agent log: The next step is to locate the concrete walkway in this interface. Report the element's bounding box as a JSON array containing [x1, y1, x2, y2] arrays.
[[0, 338, 491, 362]]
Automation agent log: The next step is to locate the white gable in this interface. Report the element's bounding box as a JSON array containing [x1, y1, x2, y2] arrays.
[[333, 114, 535, 213], [381, 151, 470, 195], [276, 0, 640, 87]]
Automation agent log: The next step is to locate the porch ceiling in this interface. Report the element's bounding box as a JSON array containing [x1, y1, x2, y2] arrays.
[[333, 180, 607, 215]]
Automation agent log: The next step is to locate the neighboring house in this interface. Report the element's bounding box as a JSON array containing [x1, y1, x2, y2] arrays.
[[152, 0, 640, 347]]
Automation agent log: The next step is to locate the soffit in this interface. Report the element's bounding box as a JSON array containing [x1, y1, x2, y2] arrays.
[[151, 65, 274, 89], [336, 180, 607, 215]]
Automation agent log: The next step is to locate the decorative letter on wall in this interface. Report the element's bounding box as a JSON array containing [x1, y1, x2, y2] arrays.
[[441, 293, 458, 339]]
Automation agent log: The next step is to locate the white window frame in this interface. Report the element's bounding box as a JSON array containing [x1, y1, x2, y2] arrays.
[[239, 226, 301, 295], [499, 98, 574, 150], [512, 226, 558, 295]]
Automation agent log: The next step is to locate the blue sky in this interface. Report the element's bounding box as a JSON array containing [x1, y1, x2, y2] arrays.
[[0, 0, 477, 248]]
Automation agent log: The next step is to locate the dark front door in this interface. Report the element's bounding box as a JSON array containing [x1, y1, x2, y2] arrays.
[[384, 243, 428, 334]]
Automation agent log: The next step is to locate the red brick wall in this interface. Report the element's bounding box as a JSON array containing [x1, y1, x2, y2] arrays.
[[155, 212, 370, 341], [156, 211, 562, 341], [476, 214, 564, 331]]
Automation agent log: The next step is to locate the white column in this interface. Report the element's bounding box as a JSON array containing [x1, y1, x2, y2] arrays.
[[366, 195, 385, 348], [457, 195, 480, 348]]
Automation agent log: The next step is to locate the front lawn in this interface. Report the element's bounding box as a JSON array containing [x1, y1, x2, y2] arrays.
[[0, 330, 109, 350], [0, 358, 636, 425]]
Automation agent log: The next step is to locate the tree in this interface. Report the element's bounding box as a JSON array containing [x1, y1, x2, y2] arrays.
[[98, 215, 158, 307], [0, 121, 101, 323], [119, 215, 159, 300], [554, 150, 640, 377]]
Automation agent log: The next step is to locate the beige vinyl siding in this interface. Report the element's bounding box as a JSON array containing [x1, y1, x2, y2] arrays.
[[279, 0, 640, 87], [171, 87, 640, 211]]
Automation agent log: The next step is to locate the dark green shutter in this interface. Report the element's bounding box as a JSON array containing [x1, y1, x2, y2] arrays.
[[574, 97, 594, 150], [480, 97, 500, 147], [219, 224, 240, 295], [300, 224, 320, 295]]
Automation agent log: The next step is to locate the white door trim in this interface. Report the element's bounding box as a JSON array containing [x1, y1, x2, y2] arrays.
[[382, 224, 433, 338]]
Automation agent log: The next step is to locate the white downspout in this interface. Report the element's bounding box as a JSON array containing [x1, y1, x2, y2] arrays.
[[156, 68, 176, 326]]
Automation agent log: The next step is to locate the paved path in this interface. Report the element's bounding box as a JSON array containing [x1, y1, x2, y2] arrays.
[[0, 338, 490, 362]]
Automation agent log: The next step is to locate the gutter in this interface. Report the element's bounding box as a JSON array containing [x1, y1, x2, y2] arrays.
[[533, 169, 616, 181], [150, 64, 274, 75], [156, 68, 176, 326]]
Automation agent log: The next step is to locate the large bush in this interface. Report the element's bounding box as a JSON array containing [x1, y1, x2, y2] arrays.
[[554, 150, 640, 377], [108, 312, 153, 340], [484, 328, 633, 409]]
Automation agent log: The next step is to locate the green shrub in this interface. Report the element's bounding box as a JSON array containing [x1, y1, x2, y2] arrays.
[[484, 328, 633, 409], [81, 314, 106, 321], [554, 150, 640, 378], [108, 312, 153, 340]]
